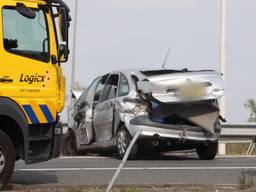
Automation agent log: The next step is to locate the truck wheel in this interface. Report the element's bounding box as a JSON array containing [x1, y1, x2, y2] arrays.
[[196, 142, 218, 160], [116, 126, 138, 160], [62, 131, 77, 156], [0, 130, 15, 185]]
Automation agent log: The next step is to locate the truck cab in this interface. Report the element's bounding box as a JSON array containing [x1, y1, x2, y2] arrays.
[[0, 0, 70, 184]]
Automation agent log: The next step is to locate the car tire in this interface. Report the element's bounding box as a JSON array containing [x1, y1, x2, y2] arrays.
[[196, 142, 218, 160], [116, 126, 138, 160], [0, 130, 15, 185], [62, 131, 77, 156]]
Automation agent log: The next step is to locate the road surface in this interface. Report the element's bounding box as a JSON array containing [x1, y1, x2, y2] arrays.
[[11, 155, 256, 186]]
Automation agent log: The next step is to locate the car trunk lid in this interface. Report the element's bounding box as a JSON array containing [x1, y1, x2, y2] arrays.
[[140, 70, 224, 103]]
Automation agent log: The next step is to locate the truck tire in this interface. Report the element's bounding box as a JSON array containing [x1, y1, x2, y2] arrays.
[[196, 142, 218, 160], [62, 131, 77, 156], [116, 126, 138, 160], [0, 130, 15, 185]]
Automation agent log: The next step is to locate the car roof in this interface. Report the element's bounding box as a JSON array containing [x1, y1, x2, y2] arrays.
[[100, 68, 185, 77], [100, 68, 155, 76]]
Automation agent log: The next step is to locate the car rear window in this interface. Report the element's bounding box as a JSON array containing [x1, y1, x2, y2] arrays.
[[140, 69, 213, 76]]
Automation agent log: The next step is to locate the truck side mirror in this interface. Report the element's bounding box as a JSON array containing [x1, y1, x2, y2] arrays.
[[58, 42, 68, 62], [16, 3, 36, 19], [58, 8, 68, 42], [58, 7, 69, 62]]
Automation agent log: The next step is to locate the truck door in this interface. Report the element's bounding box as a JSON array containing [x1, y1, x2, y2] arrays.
[[0, 3, 59, 125], [93, 74, 119, 143]]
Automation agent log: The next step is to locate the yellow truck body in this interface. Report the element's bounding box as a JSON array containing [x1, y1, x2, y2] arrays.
[[0, 0, 65, 122], [0, 0, 70, 184]]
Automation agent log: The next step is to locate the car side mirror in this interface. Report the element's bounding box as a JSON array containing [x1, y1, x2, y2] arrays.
[[78, 101, 87, 108]]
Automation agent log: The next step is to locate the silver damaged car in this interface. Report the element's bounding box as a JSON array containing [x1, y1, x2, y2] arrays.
[[63, 69, 225, 160]]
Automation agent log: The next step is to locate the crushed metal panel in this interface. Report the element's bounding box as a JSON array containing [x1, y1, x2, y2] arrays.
[[149, 101, 220, 134]]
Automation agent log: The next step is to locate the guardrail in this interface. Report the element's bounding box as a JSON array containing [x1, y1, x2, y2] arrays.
[[219, 123, 256, 155], [221, 123, 256, 138]]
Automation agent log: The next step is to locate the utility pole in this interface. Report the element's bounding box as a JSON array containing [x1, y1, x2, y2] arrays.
[[218, 0, 227, 156], [68, 0, 79, 123], [220, 0, 226, 118], [71, 0, 79, 91]]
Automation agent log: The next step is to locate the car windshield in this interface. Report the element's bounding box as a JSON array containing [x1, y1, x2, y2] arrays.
[[2, 7, 49, 62]]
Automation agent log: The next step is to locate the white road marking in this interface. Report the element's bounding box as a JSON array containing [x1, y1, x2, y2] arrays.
[[59, 155, 256, 159], [15, 166, 256, 172], [217, 155, 256, 158]]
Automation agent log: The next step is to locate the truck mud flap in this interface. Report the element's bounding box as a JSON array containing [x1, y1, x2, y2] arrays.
[[26, 124, 62, 164]]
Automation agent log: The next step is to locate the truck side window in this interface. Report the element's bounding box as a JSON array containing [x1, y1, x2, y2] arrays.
[[2, 7, 50, 62], [118, 74, 129, 97]]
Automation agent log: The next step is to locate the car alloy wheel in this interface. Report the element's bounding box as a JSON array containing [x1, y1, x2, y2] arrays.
[[116, 126, 138, 160], [117, 129, 128, 156]]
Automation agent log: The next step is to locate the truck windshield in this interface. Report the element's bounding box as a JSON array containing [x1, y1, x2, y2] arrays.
[[2, 8, 50, 62]]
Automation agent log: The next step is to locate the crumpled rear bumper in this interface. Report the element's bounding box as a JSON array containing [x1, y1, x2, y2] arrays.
[[125, 115, 220, 142]]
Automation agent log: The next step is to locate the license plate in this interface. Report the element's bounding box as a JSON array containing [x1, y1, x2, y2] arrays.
[[179, 84, 206, 99]]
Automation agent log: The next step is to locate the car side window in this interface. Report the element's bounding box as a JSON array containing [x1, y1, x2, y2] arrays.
[[118, 74, 129, 97], [93, 74, 109, 105], [101, 74, 119, 102], [85, 77, 101, 106]]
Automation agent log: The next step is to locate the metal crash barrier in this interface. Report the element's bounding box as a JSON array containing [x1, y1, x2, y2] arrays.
[[219, 123, 256, 155]]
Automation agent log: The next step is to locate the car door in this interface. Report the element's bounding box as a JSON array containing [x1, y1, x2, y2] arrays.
[[74, 77, 101, 145], [72, 90, 88, 125], [93, 74, 119, 143]]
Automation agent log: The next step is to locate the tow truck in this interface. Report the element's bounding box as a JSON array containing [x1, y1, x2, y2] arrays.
[[0, 0, 71, 184]]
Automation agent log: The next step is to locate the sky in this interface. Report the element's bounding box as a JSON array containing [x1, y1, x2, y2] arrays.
[[61, 0, 256, 123]]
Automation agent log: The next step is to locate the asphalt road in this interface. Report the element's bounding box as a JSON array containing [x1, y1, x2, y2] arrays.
[[10, 155, 256, 186]]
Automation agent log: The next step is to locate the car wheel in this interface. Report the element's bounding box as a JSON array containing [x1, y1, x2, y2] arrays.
[[196, 142, 218, 160], [0, 130, 15, 185], [62, 131, 77, 156], [116, 126, 138, 160]]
